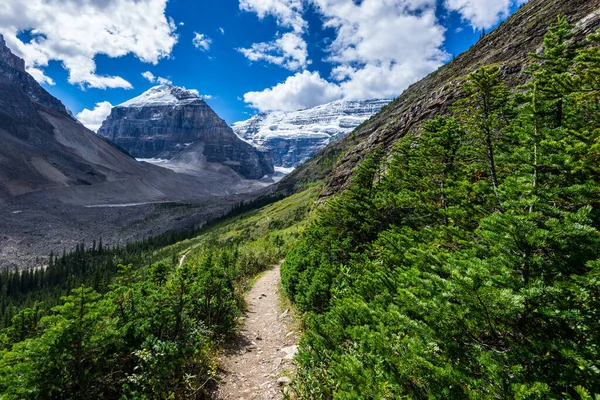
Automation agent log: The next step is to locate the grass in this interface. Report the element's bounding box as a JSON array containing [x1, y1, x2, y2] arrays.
[[153, 186, 319, 266]]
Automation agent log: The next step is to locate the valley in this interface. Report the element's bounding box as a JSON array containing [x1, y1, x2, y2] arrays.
[[0, 0, 599, 398]]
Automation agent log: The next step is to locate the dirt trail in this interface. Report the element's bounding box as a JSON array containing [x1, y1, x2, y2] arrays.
[[215, 263, 299, 400], [178, 250, 190, 268]]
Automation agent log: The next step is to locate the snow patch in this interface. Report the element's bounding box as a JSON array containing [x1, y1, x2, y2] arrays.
[[136, 158, 170, 165], [275, 166, 295, 175], [232, 99, 390, 141], [120, 85, 203, 108], [231, 98, 390, 168]]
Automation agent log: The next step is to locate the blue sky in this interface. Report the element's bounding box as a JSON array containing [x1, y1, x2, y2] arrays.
[[1, 0, 527, 129]]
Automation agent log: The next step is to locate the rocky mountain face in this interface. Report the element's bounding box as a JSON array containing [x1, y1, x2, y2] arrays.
[[276, 0, 600, 197], [0, 33, 136, 197], [231, 99, 390, 168], [98, 86, 274, 179], [0, 37, 271, 269], [0, 33, 266, 203]]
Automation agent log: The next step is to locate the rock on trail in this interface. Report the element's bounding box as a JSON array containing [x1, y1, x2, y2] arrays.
[[215, 263, 299, 400]]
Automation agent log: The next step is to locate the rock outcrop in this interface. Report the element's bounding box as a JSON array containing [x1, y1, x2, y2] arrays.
[[98, 86, 274, 179], [276, 0, 600, 197], [231, 99, 390, 168]]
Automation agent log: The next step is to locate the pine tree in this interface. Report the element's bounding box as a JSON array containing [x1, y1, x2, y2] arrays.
[[455, 66, 513, 195]]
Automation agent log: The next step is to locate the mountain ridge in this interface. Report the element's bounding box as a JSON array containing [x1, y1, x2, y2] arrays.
[[276, 0, 600, 197], [232, 99, 391, 168]]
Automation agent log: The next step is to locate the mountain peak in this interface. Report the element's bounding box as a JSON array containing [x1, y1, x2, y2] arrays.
[[119, 85, 203, 108], [0, 34, 26, 72]]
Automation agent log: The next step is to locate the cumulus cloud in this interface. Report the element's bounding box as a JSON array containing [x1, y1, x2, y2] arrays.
[[141, 71, 172, 85], [157, 76, 172, 85], [239, 0, 306, 34], [238, 0, 309, 71], [244, 70, 342, 112], [0, 0, 178, 89], [314, 0, 446, 97], [76, 101, 114, 132], [193, 33, 212, 51], [241, 0, 448, 111], [445, 0, 529, 30], [27, 67, 55, 86], [141, 71, 156, 82], [183, 88, 212, 99], [238, 32, 309, 70]]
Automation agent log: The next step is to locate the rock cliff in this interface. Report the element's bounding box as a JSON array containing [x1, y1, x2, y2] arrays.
[[98, 86, 274, 179]]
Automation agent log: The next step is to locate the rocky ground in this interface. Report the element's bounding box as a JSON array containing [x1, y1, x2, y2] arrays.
[[215, 263, 299, 400], [0, 193, 250, 269]]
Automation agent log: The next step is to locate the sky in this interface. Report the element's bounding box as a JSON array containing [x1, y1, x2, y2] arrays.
[[0, 0, 528, 130]]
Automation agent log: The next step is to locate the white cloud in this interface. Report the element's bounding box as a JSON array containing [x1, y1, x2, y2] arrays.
[[76, 101, 114, 132], [238, 32, 309, 70], [193, 33, 212, 51], [141, 71, 156, 82], [0, 0, 178, 89], [239, 0, 306, 34], [27, 67, 55, 86], [445, 0, 528, 30], [219, 27, 225, 35], [179, 22, 185, 26], [141, 71, 172, 85], [157, 76, 172, 85], [241, 0, 449, 111], [313, 0, 447, 96], [244, 70, 342, 112], [183, 88, 211, 99]]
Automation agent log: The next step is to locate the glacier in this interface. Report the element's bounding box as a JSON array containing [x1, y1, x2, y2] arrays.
[[231, 99, 391, 168]]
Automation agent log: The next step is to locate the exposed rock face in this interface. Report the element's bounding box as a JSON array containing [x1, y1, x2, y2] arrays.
[[276, 0, 600, 197], [0, 36, 71, 118], [98, 86, 274, 179], [0, 38, 273, 269], [231, 99, 390, 168], [0, 33, 116, 196], [0, 35, 25, 72]]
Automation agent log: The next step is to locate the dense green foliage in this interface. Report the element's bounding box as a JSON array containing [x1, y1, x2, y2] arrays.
[[282, 19, 600, 399], [0, 188, 316, 398], [0, 192, 290, 329]]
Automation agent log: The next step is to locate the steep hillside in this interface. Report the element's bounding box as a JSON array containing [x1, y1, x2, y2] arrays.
[[281, 14, 600, 398], [276, 0, 600, 196], [231, 99, 390, 168], [0, 34, 143, 197]]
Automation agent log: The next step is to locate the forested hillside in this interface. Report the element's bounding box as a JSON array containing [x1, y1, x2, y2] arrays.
[[0, 188, 316, 398], [282, 19, 600, 398]]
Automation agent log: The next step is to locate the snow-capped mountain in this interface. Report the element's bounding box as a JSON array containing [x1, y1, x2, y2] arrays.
[[119, 85, 202, 108], [98, 85, 273, 179], [231, 99, 391, 168]]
